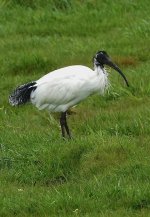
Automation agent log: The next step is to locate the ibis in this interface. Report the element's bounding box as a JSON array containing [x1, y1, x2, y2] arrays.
[[9, 51, 129, 138]]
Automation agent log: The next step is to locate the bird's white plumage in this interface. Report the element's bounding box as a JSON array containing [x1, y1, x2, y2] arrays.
[[31, 65, 109, 112]]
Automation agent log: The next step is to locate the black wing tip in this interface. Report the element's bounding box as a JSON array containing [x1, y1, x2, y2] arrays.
[[9, 81, 37, 106]]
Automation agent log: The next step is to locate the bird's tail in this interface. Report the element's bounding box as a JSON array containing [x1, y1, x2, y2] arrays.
[[9, 81, 37, 106]]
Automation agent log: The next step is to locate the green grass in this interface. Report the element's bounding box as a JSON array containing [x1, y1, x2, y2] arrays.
[[0, 0, 150, 216]]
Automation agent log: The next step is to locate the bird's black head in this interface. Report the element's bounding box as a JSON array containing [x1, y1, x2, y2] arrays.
[[94, 50, 129, 87], [94, 51, 110, 67]]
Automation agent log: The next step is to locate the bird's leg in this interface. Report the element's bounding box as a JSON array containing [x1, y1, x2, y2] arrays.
[[63, 112, 71, 139], [60, 112, 66, 138], [60, 112, 71, 139]]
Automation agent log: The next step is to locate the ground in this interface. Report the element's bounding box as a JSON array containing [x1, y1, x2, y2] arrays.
[[0, 0, 150, 216]]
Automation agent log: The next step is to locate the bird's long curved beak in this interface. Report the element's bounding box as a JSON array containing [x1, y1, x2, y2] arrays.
[[106, 60, 129, 87]]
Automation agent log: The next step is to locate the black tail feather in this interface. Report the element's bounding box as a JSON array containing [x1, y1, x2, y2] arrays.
[[9, 81, 37, 106]]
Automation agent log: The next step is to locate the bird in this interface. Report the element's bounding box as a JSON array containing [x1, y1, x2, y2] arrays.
[[9, 51, 129, 138]]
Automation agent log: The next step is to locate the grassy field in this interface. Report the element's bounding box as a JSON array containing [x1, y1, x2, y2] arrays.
[[0, 0, 150, 216]]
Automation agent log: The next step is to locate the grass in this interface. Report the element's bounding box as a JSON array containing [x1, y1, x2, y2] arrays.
[[0, 0, 150, 216]]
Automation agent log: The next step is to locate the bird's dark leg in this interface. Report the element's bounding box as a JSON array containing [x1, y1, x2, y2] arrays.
[[60, 112, 71, 139], [60, 113, 65, 138], [63, 112, 71, 139]]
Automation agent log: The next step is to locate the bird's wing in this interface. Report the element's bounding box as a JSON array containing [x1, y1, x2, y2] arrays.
[[31, 66, 95, 111], [37, 65, 93, 84]]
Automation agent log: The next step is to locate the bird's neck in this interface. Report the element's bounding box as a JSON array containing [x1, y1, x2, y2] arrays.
[[94, 64, 106, 76], [93, 63, 109, 94]]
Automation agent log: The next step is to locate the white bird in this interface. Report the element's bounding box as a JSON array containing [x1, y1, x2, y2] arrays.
[[9, 51, 129, 138]]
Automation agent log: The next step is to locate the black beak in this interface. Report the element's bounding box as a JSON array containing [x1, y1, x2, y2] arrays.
[[106, 60, 129, 87]]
